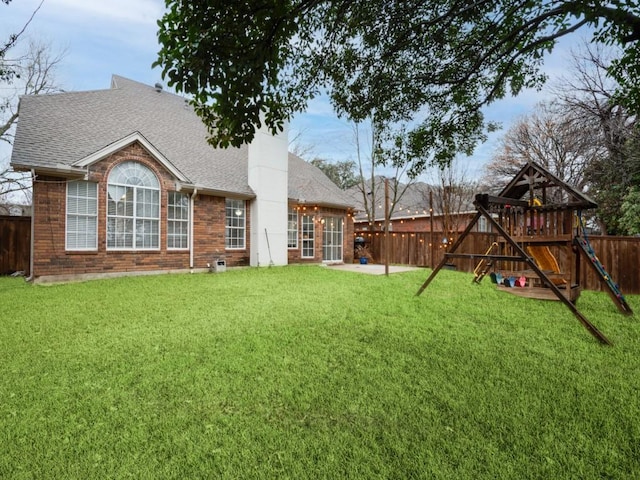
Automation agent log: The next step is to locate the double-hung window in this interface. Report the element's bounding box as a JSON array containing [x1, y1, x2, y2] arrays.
[[301, 215, 314, 258], [288, 207, 298, 249], [168, 192, 189, 249], [225, 199, 245, 249], [107, 161, 160, 249], [66, 180, 98, 250]]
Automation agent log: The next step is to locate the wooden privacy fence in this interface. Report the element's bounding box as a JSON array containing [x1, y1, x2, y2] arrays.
[[355, 230, 640, 295], [0, 216, 30, 276]]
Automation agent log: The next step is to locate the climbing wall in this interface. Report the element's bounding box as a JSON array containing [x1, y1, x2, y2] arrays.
[[575, 236, 633, 315]]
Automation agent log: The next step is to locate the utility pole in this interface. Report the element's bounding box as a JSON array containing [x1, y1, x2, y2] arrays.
[[429, 189, 435, 268], [385, 177, 390, 276]]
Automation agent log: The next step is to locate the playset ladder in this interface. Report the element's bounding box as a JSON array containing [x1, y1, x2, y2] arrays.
[[472, 242, 498, 284], [574, 236, 634, 315], [473, 261, 493, 284], [417, 208, 613, 345]]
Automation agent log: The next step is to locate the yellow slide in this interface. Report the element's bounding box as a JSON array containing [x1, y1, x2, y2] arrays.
[[527, 246, 567, 285]]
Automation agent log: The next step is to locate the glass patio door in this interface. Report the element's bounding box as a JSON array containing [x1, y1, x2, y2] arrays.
[[322, 216, 343, 262]]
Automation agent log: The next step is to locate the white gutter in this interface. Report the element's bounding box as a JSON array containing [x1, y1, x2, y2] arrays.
[[12, 163, 86, 178], [179, 184, 255, 201], [189, 189, 197, 269], [26, 169, 35, 282]]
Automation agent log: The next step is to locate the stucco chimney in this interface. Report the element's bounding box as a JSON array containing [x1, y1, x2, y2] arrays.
[[247, 120, 289, 267]]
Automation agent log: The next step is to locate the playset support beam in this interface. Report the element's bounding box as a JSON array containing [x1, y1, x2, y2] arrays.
[[416, 211, 482, 296], [416, 205, 613, 346], [476, 205, 612, 346]]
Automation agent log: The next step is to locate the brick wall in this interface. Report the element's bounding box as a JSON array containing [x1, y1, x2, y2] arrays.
[[287, 205, 354, 264], [32, 143, 247, 280], [31, 142, 354, 281], [192, 194, 251, 268]]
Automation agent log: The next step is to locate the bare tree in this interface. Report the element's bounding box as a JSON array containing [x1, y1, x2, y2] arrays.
[[425, 158, 478, 238], [483, 42, 639, 233], [0, 173, 31, 203], [482, 101, 598, 202], [353, 121, 376, 227], [287, 127, 316, 160], [1, 38, 65, 204], [553, 42, 640, 234], [1, 38, 66, 143], [554, 42, 635, 163], [352, 120, 418, 230]]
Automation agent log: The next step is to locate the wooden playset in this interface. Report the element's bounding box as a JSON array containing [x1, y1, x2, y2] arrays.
[[417, 161, 633, 345]]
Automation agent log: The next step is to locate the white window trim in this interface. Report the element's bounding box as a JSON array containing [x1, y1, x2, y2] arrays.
[[322, 216, 343, 262], [167, 191, 190, 250], [301, 214, 315, 259], [478, 216, 488, 233], [225, 199, 246, 250], [106, 162, 161, 251], [65, 180, 98, 251], [288, 207, 298, 249]]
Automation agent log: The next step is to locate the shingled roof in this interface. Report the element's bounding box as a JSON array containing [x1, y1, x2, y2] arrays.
[[498, 161, 597, 208], [345, 177, 476, 222], [11, 75, 354, 208], [287, 153, 354, 208]]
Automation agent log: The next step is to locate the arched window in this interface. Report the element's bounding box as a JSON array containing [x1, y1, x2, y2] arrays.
[[107, 161, 160, 249]]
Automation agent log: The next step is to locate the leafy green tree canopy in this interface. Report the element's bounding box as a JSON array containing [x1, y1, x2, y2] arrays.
[[155, 0, 640, 171], [619, 186, 640, 235], [309, 158, 358, 190]]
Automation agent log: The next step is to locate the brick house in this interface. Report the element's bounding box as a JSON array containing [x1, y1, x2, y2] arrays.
[[10, 76, 354, 282]]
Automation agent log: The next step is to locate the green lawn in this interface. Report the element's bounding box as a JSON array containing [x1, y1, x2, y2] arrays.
[[1, 266, 638, 479]]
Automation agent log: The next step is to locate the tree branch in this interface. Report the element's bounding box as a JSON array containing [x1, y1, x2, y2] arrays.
[[0, 0, 44, 57]]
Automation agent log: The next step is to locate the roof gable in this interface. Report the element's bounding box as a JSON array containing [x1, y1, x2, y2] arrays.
[[499, 161, 597, 208], [11, 74, 253, 196], [11, 75, 353, 209], [73, 131, 189, 182]]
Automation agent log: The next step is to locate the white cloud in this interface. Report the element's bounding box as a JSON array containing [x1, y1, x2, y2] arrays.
[[301, 94, 337, 117], [3, 0, 165, 53], [1, 0, 169, 92], [1, 1, 600, 183]]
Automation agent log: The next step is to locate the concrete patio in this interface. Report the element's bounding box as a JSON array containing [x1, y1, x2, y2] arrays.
[[326, 263, 421, 275]]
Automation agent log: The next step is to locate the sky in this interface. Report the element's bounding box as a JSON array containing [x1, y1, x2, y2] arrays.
[[1, 0, 584, 181]]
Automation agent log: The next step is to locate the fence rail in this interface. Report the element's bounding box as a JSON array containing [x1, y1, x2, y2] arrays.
[[1, 218, 636, 295], [355, 230, 640, 295], [0, 216, 31, 276]]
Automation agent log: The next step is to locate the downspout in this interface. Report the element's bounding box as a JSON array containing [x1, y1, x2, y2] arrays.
[[189, 189, 197, 270], [26, 169, 35, 281]]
